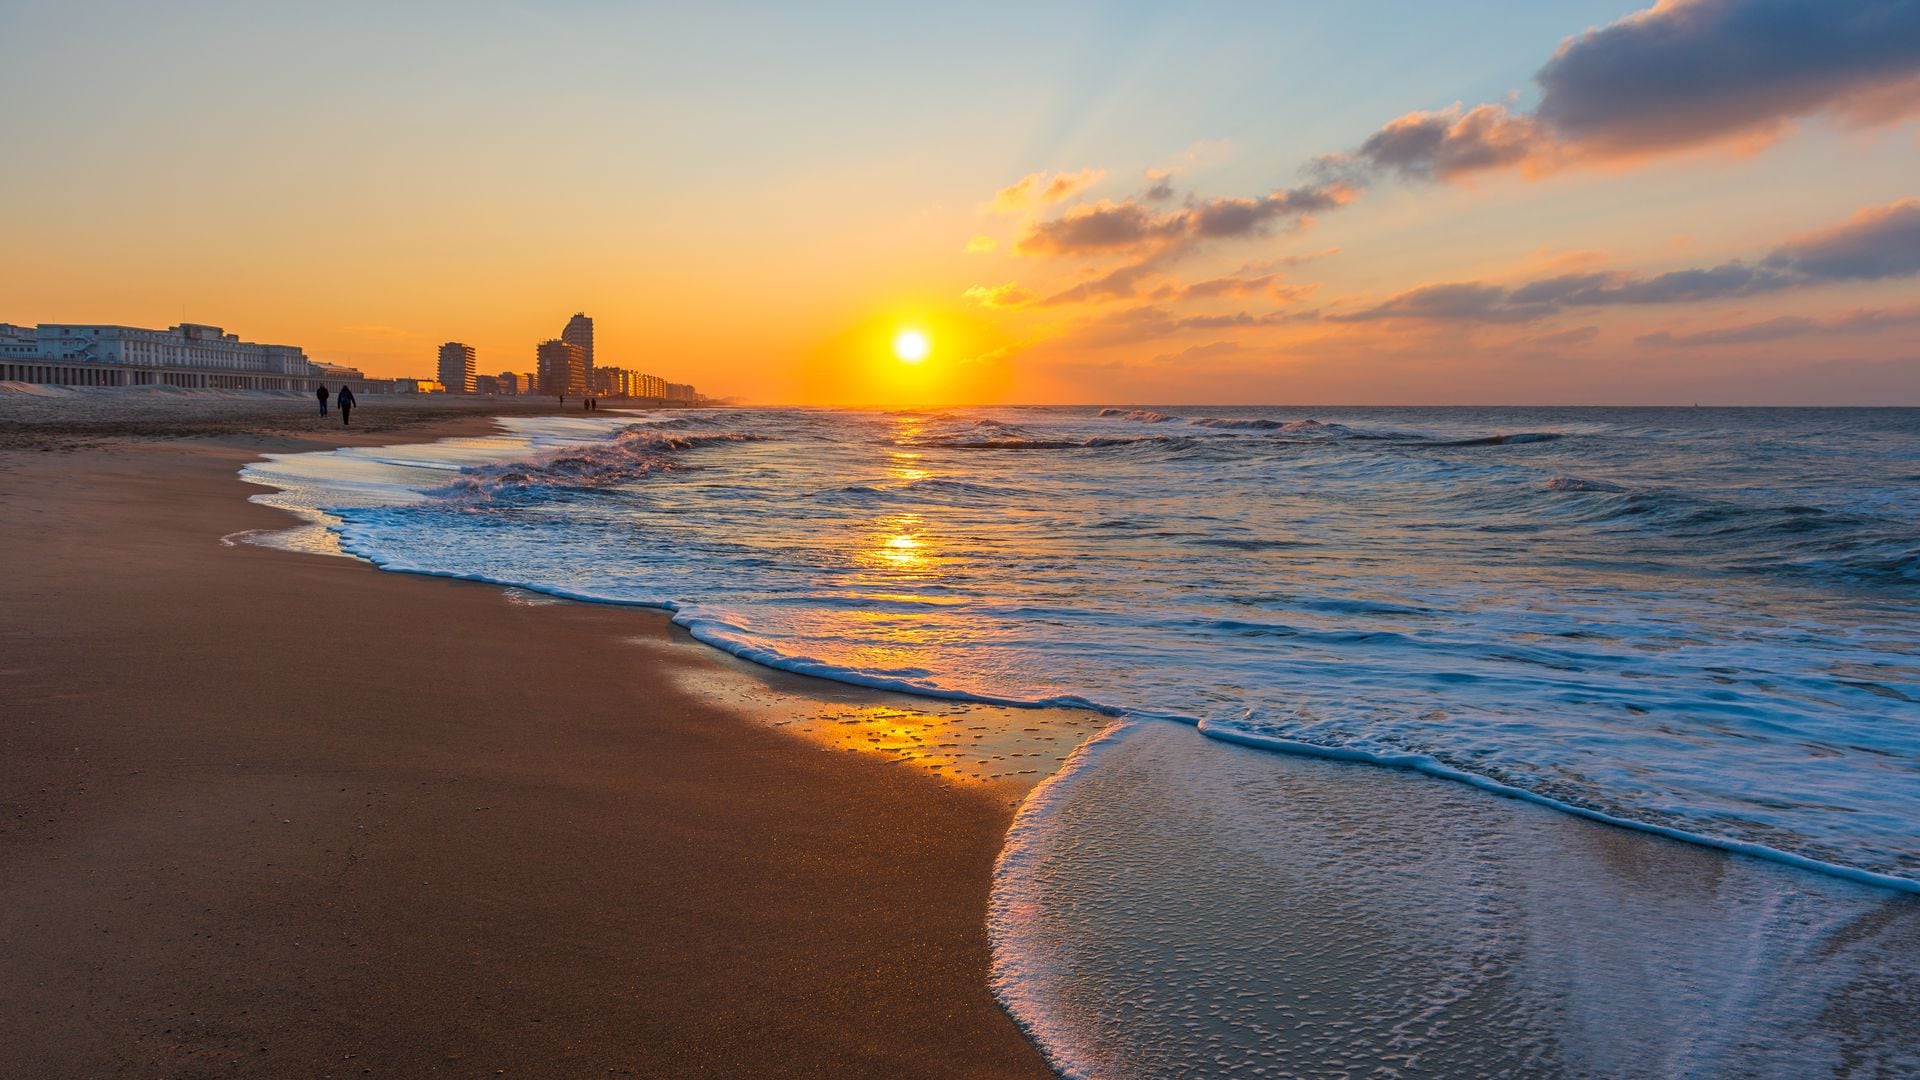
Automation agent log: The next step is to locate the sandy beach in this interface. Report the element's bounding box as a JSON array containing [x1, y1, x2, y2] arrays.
[[0, 392, 1067, 1077]]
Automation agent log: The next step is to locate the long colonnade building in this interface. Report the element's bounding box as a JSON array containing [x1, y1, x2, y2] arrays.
[[1, 322, 320, 390]]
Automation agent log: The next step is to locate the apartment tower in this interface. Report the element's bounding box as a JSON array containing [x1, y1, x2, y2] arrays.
[[437, 341, 477, 393], [536, 339, 587, 397], [562, 313, 594, 389]]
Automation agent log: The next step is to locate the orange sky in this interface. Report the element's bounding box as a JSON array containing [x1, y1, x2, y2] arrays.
[[2, 1, 1916, 404]]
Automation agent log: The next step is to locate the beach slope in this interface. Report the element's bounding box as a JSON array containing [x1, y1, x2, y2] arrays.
[[0, 413, 1050, 1077]]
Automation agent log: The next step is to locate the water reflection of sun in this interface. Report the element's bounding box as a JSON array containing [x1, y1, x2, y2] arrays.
[[890, 450, 929, 484], [864, 513, 930, 572]]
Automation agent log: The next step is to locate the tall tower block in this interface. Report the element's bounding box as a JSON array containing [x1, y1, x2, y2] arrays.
[[563, 313, 594, 388]]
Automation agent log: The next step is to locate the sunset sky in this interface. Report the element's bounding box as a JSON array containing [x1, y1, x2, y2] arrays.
[[3, 0, 1917, 404]]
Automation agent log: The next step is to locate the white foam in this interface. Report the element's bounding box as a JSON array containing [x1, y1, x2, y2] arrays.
[[990, 720, 1920, 1078]]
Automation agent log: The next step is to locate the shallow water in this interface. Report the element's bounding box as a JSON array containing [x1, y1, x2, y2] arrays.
[[243, 405, 1920, 886], [243, 404, 1920, 1073]]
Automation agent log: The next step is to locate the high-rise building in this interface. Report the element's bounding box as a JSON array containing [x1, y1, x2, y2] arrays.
[[536, 339, 587, 397], [437, 341, 477, 393], [562, 313, 593, 389]]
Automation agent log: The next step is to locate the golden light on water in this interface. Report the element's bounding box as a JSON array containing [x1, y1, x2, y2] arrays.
[[893, 328, 930, 363], [867, 513, 929, 571]]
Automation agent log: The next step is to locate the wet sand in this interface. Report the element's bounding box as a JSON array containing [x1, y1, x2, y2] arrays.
[[0, 394, 1067, 1077]]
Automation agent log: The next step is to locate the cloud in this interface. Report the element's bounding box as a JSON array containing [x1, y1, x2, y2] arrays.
[[1038, 251, 1334, 308], [1016, 200, 1186, 255], [964, 235, 997, 254], [1533, 0, 1920, 154], [1149, 340, 1244, 365], [1066, 304, 1302, 348], [1016, 184, 1353, 258], [1335, 197, 1920, 323], [1764, 198, 1920, 279], [962, 282, 1033, 308], [1344, 104, 1550, 181], [989, 168, 1107, 212], [1637, 303, 1920, 346], [1189, 186, 1354, 237], [1335, 282, 1554, 324], [1042, 168, 1106, 202], [1532, 325, 1602, 347], [1336, 263, 1799, 323], [1176, 272, 1313, 303], [1328, 0, 1920, 184], [1040, 259, 1166, 305]]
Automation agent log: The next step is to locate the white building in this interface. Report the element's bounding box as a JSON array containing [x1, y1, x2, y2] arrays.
[[0, 322, 319, 390]]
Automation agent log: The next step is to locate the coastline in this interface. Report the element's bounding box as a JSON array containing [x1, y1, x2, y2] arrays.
[[0, 395, 1065, 1077]]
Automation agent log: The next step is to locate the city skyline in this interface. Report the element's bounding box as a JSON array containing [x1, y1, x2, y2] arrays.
[[1, 312, 703, 401], [2, 2, 1916, 405]]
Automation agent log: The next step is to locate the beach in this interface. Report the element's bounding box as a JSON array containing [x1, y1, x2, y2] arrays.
[[0, 393, 1067, 1077], [6, 392, 1919, 1078]]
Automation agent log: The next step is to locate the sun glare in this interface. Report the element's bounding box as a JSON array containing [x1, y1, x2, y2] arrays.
[[893, 329, 930, 363]]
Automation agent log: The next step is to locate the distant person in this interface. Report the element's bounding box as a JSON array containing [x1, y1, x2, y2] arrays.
[[559, 394, 565, 408], [337, 385, 356, 426], [316, 384, 329, 415]]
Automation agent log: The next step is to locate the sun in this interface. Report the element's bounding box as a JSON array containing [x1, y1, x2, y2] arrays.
[[892, 329, 930, 363]]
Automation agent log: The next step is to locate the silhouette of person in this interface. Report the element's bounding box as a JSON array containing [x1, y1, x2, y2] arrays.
[[337, 385, 356, 426], [316, 384, 329, 415]]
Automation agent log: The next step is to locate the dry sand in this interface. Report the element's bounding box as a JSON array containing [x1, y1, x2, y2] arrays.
[[0, 392, 1064, 1077]]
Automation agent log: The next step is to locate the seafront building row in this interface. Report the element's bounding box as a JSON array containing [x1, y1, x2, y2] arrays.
[[0, 322, 340, 391], [3, 314, 702, 403]]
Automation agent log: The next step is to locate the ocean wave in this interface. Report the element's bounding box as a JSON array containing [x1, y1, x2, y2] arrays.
[[1546, 475, 1627, 493], [923, 434, 1197, 452], [1189, 416, 1287, 430], [245, 404, 1920, 905], [1099, 408, 1180, 423], [296, 514, 1920, 895], [1424, 431, 1566, 447], [430, 428, 758, 499]]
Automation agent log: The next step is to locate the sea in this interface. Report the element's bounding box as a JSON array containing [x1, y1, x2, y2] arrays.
[[244, 405, 1920, 1076]]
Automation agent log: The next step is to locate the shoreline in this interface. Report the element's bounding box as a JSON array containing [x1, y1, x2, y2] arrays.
[[0, 396, 1074, 1076]]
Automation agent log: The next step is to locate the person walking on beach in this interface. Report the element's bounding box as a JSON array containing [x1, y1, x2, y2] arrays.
[[316, 384, 330, 415], [337, 385, 356, 427]]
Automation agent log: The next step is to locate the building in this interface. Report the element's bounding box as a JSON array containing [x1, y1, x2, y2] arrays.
[[311, 362, 379, 394], [666, 381, 697, 403], [394, 378, 446, 394], [562, 313, 594, 389], [473, 374, 500, 396], [594, 365, 642, 397], [0, 322, 316, 390], [536, 339, 587, 397], [639, 373, 667, 399], [437, 341, 477, 393], [493, 371, 535, 395]]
